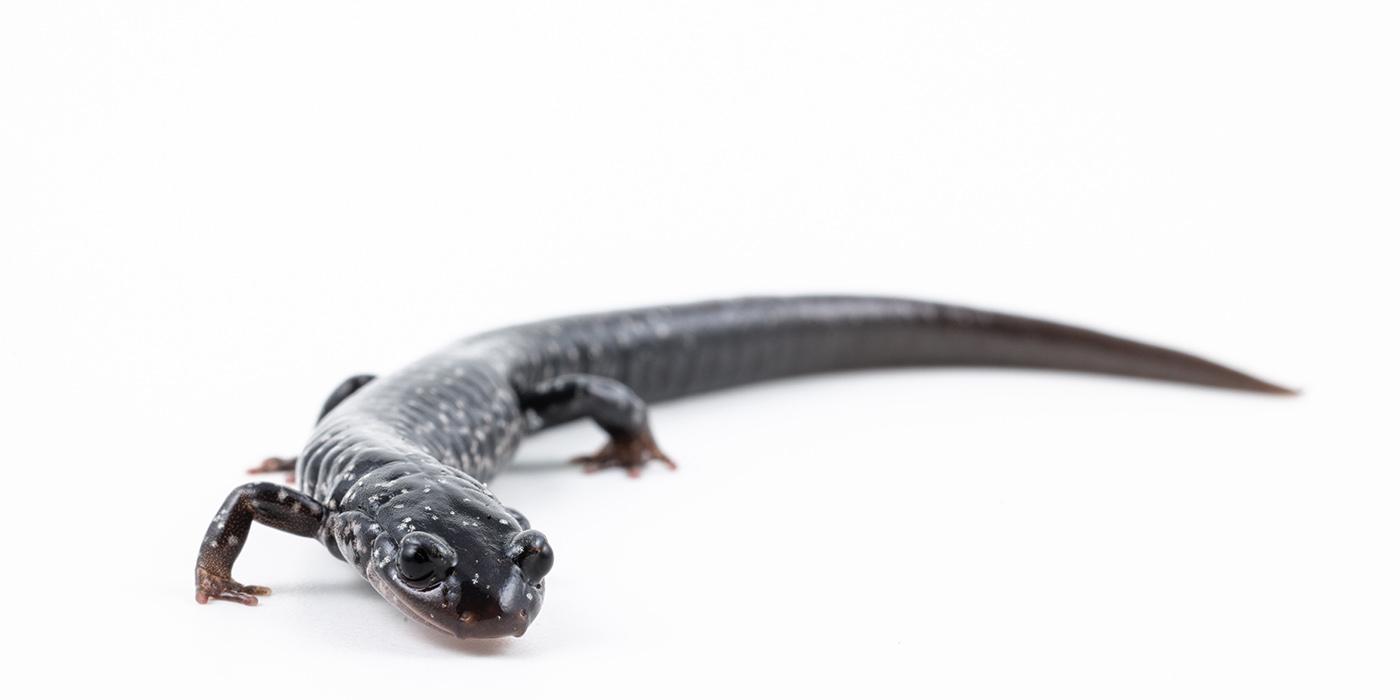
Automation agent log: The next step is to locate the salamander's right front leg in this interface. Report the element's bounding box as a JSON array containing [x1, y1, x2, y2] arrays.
[[195, 482, 326, 606]]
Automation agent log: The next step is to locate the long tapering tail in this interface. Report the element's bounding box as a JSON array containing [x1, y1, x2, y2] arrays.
[[514, 296, 1294, 400]]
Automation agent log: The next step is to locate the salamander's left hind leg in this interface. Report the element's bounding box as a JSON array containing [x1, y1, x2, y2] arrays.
[[195, 482, 326, 606], [519, 374, 677, 477]]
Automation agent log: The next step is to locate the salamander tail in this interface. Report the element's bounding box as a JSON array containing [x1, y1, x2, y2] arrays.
[[944, 307, 1299, 396]]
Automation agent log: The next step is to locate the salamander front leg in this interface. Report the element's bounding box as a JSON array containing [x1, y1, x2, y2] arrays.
[[195, 482, 326, 606], [569, 431, 675, 476], [519, 374, 677, 477]]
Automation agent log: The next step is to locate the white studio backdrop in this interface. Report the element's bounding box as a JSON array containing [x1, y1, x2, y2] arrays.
[[3, 2, 1396, 698]]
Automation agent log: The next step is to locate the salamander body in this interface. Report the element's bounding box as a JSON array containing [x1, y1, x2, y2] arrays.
[[195, 296, 1290, 638]]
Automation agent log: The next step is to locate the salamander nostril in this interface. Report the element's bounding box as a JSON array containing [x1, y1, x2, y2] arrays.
[[510, 529, 553, 582]]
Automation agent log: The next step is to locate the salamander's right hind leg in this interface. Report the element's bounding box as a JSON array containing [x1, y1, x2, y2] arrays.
[[195, 482, 326, 606], [247, 456, 297, 482], [244, 374, 378, 483]]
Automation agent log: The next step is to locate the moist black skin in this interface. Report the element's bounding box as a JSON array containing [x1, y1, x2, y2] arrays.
[[195, 295, 1292, 638]]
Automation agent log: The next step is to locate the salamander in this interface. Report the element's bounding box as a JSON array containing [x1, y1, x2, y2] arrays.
[[195, 295, 1291, 638]]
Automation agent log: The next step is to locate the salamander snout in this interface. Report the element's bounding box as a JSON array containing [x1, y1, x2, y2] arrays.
[[508, 529, 553, 583], [443, 528, 551, 638], [356, 471, 552, 639]]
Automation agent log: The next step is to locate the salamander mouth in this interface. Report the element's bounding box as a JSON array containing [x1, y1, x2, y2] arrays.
[[364, 564, 458, 637], [363, 559, 535, 638]]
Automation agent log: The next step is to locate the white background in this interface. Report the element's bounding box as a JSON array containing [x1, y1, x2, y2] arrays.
[[4, 2, 1396, 697]]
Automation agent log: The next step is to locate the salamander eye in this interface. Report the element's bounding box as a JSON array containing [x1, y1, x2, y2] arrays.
[[510, 529, 553, 583], [397, 532, 455, 589]]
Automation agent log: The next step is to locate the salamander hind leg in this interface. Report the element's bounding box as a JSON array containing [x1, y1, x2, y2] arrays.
[[246, 456, 297, 483], [195, 482, 326, 606], [243, 375, 377, 484], [519, 374, 677, 478], [318, 374, 376, 421]]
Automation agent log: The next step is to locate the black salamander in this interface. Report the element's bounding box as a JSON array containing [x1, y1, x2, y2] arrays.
[[195, 296, 1291, 638]]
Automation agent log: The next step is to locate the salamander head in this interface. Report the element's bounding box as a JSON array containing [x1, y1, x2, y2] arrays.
[[352, 467, 551, 638]]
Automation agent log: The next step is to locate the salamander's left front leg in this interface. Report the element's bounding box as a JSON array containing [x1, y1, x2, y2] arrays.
[[195, 482, 326, 606], [519, 374, 677, 477]]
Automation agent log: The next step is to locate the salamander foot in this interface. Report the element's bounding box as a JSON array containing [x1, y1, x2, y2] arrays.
[[195, 566, 271, 606], [247, 456, 296, 483], [571, 431, 677, 478]]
